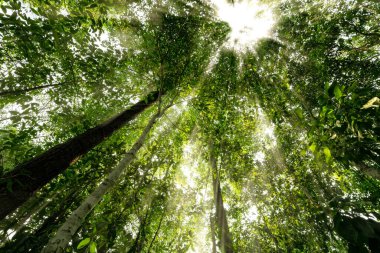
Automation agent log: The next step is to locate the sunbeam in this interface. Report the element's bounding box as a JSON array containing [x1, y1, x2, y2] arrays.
[[210, 0, 275, 50]]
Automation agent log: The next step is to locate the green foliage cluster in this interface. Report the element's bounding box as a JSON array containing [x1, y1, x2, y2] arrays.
[[0, 0, 379, 252]]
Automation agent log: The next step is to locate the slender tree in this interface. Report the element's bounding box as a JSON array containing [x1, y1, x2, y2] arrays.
[[209, 140, 234, 253], [146, 211, 165, 253], [1, 0, 380, 252], [0, 189, 79, 252], [0, 91, 159, 219], [41, 102, 171, 253]]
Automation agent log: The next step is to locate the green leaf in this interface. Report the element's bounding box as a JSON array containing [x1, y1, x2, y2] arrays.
[[295, 107, 303, 119], [324, 82, 330, 92], [11, 116, 21, 123], [6, 180, 13, 193], [77, 238, 91, 249], [323, 147, 331, 162], [90, 242, 97, 253], [309, 143, 316, 153], [334, 86, 342, 100]]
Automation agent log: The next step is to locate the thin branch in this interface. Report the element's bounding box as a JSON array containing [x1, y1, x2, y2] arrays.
[[146, 212, 165, 253], [0, 81, 71, 97]]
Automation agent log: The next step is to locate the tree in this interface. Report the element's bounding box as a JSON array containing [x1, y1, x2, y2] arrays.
[[41, 100, 172, 253], [1, 0, 380, 252], [0, 91, 159, 219], [209, 140, 234, 253]]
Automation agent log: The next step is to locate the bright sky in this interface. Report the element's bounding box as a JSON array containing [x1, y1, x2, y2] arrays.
[[210, 0, 275, 50]]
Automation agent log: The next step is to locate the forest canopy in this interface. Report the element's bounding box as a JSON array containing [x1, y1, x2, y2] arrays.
[[0, 0, 379, 252]]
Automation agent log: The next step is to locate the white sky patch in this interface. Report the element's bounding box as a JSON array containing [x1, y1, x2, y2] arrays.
[[255, 105, 277, 148], [210, 0, 275, 50], [178, 143, 198, 189], [183, 144, 193, 155], [244, 205, 258, 222], [188, 215, 213, 253], [0, 94, 52, 130], [253, 151, 265, 163], [264, 124, 275, 139], [59, 8, 69, 16], [5, 229, 16, 241], [90, 30, 124, 52]]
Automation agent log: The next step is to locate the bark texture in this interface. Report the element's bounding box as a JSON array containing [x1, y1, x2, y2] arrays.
[[354, 161, 380, 180], [0, 193, 53, 243], [41, 108, 165, 253], [209, 141, 234, 253], [1, 190, 78, 252], [210, 212, 217, 253], [0, 91, 159, 220], [334, 213, 380, 253]]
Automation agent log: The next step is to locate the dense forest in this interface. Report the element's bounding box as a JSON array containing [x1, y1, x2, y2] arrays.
[[0, 0, 379, 252]]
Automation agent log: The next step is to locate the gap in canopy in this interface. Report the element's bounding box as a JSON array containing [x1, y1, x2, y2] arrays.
[[210, 0, 275, 51]]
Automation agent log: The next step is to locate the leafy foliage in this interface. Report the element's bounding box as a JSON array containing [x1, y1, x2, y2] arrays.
[[1, 0, 380, 252]]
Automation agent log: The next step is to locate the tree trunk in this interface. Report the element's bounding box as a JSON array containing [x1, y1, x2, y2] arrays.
[[334, 213, 380, 253], [41, 106, 167, 253], [209, 140, 234, 253], [0, 91, 159, 220], [353, 161, 380, 180], [0, 192, 54, 243], [210, 212, 217, 253], [1, 190, 78, 252]]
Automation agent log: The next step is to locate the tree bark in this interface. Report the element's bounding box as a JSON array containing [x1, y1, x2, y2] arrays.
[[334, 213, 380, 253], [210, 212, 217, 253], [41, 106, 167, 253], [209, 140, 234, 253], [0, 192, 54, 243], [353, 161, 380, 180], [0, 91, 159, 220], [1, 190, 78, 252]]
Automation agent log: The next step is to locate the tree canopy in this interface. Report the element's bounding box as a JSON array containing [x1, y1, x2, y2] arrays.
[[0, 0, 379, 252]]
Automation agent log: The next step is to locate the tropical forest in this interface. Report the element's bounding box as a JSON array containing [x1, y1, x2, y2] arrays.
[[0, 0, 379, 252]]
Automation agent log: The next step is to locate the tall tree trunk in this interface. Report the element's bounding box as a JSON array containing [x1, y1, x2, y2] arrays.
[[353, 161, 380, 180], [0, 91, 159, 220], [209, 141, 234, 253], [41, 106, 168, 253], [0, 192, 55, 243], [210, 212, 217, 253], [1, 190, 78, 252], [334, 213, 380, 253]]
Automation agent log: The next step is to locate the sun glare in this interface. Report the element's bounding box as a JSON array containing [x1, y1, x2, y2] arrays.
[[210, 0, 275, 49]]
